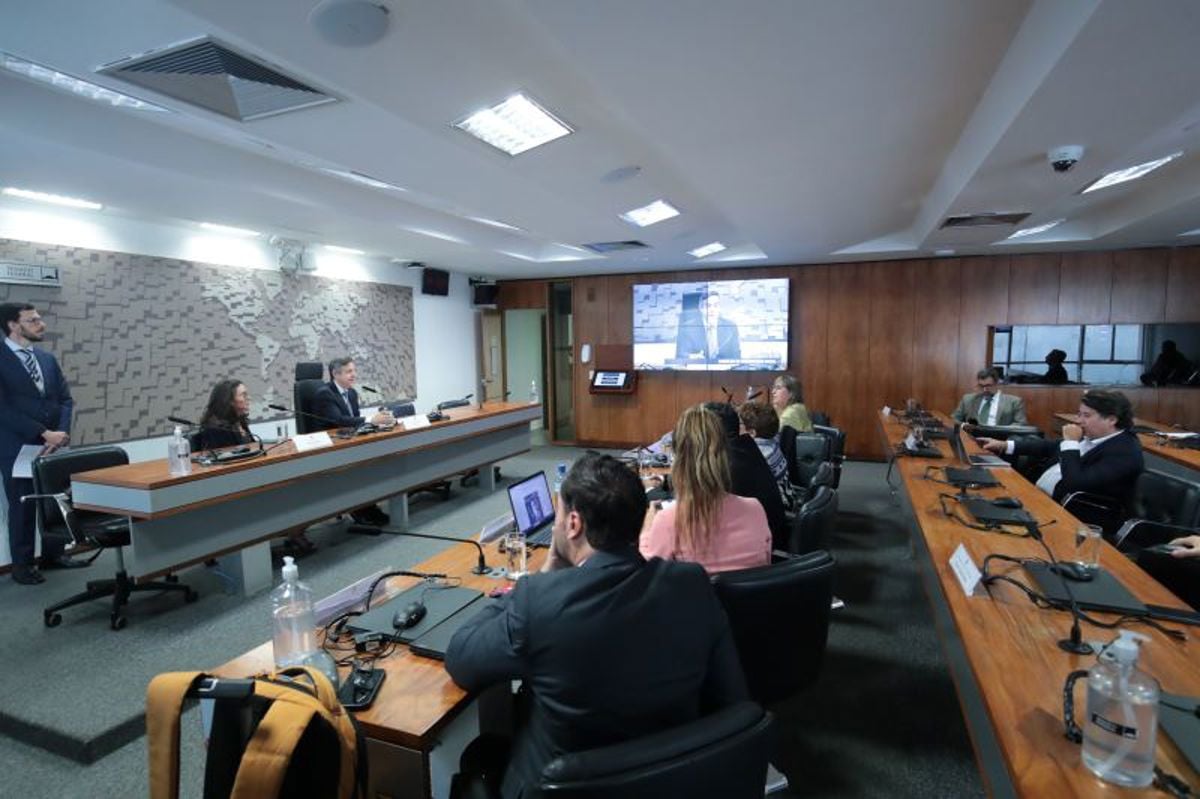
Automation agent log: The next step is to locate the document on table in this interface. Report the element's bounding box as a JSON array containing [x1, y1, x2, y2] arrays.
[[12, 444, 45, 479]]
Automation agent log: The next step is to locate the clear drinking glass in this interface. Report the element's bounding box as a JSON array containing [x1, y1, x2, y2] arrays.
[[1073, 524, 1103, 573], [504, 531, 527, 580]]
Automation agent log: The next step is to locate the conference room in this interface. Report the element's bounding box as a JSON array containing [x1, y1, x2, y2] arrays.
[[2, 1, 1200, 797]]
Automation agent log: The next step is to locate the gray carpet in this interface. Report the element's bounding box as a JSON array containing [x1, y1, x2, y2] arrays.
[[0, 447, 983, 798]]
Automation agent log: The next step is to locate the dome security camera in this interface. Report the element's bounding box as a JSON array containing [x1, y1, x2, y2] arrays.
[[1048, 145, 1085, 173]]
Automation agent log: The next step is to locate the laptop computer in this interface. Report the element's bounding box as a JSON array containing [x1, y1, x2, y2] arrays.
[[507, 472, 556, 546], [950, 421, 1009, 468]]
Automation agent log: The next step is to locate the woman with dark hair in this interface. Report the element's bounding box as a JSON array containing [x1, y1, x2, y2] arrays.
[[770, 373, 813, 432], [196, 379, 253, 451], [639, 404, 771, 573]]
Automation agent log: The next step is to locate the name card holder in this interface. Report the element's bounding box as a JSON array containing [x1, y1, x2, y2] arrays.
[[293, 431, 334, 452]]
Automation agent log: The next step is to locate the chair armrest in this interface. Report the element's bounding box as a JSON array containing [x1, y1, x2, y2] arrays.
[[1061, 491, 1121, 514], [1113, 519, 1198, 551]]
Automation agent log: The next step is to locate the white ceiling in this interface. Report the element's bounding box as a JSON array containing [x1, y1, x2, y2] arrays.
[[2, 0, 1199, 278]]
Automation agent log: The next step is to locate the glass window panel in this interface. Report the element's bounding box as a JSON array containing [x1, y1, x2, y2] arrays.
[[1113, 325, 1142, 361], [1019, 325, 1080, 362], [1009, 363, 1044, 379], [1081, 363, 1141, 385], [992, 331, 1010, 364], [1084, 325, 1113, 360], [1010, 327, 1028, 362]]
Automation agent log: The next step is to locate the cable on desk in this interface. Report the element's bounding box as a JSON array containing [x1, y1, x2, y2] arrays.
[[937, 493, 1039, 538]]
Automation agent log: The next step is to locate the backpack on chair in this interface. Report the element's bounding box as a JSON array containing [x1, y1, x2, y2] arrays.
[[147, 666, 366, 799]]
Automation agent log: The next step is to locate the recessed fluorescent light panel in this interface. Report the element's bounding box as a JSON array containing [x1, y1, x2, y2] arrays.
[[0, 51, 168, 113], [1006, 219, 1065, 240], [1080, 152, 1183, 194], [454, 93, 573, 156], [200, 222, 260, 237], [620, 199, 680, 228], [2, 186, 103, 210], [324, 244, 365, 255], [688, 242, 726, 258]]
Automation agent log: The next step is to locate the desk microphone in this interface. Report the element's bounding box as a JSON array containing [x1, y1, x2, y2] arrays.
[[437, 393, 473, 411], [346, 525, 493, 575], [168, 415, 198, 427], [745, 388, 763, 402], [719, 386, 735, 406], [266, 403, 346, 431], [1025, 520, 1093, 655], [359, 385, 383, 396]]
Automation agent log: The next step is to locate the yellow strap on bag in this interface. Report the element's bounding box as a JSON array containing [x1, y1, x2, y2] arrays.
[[146, 667, 360, 799]]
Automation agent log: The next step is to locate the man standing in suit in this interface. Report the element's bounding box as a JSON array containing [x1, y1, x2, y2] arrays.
[[951, 368, 1028, 426], [1, 303, 85, 584], [312, 356, 392, 525], [978, 389, 1143, 516], [446, 453, 747, 798]]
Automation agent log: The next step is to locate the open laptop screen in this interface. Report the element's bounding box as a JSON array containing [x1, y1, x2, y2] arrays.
[[507, 472, 555, 536]]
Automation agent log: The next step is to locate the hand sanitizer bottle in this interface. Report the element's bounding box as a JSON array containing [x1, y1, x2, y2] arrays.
[[530, 379, 540, 405], [167, 425, 192, 476], [1082, 630, 1159, 787]]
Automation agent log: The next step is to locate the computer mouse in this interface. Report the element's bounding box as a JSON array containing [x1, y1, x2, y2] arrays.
[[992, 497, 1023, 509], [1051, 562, 1096, 582], [392, 601, 427, 630]]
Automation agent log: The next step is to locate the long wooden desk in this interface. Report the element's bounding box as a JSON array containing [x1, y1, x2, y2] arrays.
[[881, 411, 1199, 797], [1054, 412, 1200, 478], [217, 541, 546, 799], [70, 402, 540, 593]]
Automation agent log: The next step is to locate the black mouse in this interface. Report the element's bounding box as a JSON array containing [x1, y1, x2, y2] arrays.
[[392, 601, 427, 630], [1051, 562, 1096, 582], [992, 497, 1022, 509]]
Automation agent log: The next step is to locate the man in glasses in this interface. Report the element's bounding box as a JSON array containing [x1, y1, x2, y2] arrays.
[[951, 367, 1027, 426]]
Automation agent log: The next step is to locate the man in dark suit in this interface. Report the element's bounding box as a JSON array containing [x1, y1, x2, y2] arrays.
[[311, 356, 393, 525], [1, 303, 85, 584], [676, 290, 741, 362], [705, 402, 789, 550], [446, 453, 747, 798], [978, 389, 1143, 518]]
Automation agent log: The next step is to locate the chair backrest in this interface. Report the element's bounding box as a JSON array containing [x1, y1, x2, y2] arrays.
[[538, 701, 772, 799], [294, 361, 324, 381], [778, 426, 798, 485], [791, 433, 830, 488], [813, 424, 846, 461], [711, 551, 836, 705], [293, 379, 327, 435], [809, 461, 835, 492], [810, 410, 831, 427], [790, 485, 838, 554], [32, 446, 129, 545], [1132, 469, 1200, 528]]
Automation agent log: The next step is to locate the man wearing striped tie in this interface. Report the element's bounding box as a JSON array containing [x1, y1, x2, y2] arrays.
[[2, 302, 82, 584]]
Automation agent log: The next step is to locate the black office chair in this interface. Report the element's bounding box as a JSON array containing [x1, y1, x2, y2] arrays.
[[293, 361, 326, 435], [711, 551, 836, 706], [790, 485, 838, 554], [538, 701, 773, 799], [812, 424, 846, 488], [789, 432, 831, 491], [810, 410, 831, 428], [1109, 470, 1200, 551], [24, 446, 196, 630]]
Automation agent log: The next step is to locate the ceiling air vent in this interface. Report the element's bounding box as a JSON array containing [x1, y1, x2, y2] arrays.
[[98, 36, 337, 121], [580, 240, 649, 253], [940, 212, 1030, 228]]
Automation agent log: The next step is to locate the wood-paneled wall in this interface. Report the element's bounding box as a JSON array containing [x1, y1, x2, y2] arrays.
[[499, 246, 1200, 459]]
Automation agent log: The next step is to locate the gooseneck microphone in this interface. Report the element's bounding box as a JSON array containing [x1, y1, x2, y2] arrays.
[[1025, 520, 1093, 655], [437, 393, 474, 411], [347, 524, 492, 575], [168, 415, 198, 427], [359, 385, 382, 396], [266, 403, 345, 431], [745, 388, 763, 402]]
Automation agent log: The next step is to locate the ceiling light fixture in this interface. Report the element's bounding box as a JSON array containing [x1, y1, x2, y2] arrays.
[[2, 186, 103, 210], [324, 244, 365, 255], [454, 92, 573, 156], [620, 199, 680, 228], [1006, 219, 1065, 240], [200, 222, 260, 237], [688, 242, 726, 259], [0, 51, 169, 113], [1080, 152, 1183, 194]]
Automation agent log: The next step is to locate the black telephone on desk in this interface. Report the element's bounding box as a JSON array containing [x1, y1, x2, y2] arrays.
[[427, 411, 448, 422]]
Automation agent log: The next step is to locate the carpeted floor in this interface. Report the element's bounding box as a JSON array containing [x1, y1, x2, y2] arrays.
[[0, 447, 983, 798]]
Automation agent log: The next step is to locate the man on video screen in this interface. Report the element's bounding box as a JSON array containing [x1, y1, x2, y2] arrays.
[[675, 290, 741, 362]]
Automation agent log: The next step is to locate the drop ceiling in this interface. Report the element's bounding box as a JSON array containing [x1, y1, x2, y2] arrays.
[[1, 0, 1199, 278]]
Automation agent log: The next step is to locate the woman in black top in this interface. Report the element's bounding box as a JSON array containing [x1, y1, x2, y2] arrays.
[[196, 379, 254, 451]]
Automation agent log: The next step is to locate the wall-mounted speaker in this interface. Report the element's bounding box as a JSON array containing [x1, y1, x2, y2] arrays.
[[472, 282, 499, 307]]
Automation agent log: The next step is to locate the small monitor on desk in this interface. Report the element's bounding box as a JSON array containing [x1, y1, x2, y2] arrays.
[[589, 370, 636, 394]]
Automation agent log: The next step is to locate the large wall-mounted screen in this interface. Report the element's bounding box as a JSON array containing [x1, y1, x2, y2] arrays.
[[632, 278, 789, 371]]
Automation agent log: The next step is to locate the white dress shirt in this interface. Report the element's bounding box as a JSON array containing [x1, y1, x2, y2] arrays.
[[1006, 430, 1123, 496]]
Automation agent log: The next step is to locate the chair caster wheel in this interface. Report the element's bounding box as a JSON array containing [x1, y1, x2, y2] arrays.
[[111, 615, 127, 631], [45, 612, 62, 628], [185, 589, 199, 603], [165, 574, 179, 583]]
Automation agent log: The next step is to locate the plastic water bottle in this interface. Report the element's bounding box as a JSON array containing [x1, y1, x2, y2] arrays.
[[167, 425, 192, 476], [553, 462, 568, 509], [1082, 631, 1159, 787], [271, 557, 338, 686], [530, 379, 540, 405]]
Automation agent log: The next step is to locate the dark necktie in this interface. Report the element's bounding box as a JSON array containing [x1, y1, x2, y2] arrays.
[[979, 395, 992, 422], [18, 349, 44, 394]]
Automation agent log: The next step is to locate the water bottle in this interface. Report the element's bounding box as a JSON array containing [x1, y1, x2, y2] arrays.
[[1081, 631, 1159, 787], [167, 425, 192, 476], [270, 557, 338, 686], [553, 462, 568, 504], [530, 379, 540, 405]]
